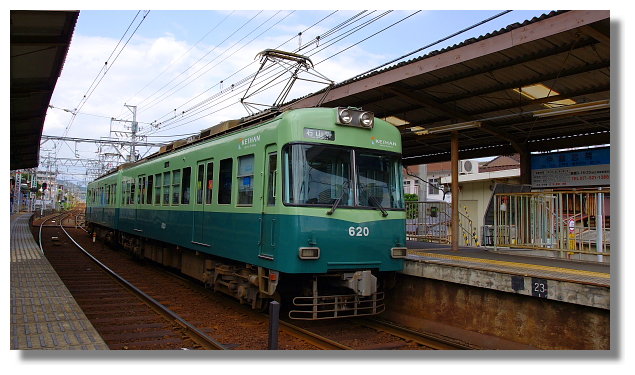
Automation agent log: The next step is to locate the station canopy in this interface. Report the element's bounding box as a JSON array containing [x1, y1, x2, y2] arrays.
[[284, 10, 610, 165], [10, 10, 79, 170]]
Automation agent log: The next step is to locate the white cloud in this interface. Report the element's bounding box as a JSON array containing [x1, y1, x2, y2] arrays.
[[42, 12, 398, 181]]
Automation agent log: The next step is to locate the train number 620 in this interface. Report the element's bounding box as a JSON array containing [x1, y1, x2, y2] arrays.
[[348, 226, 370, 237]]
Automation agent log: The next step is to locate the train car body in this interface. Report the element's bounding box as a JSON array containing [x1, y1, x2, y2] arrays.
[[86, 107, 406, 319]]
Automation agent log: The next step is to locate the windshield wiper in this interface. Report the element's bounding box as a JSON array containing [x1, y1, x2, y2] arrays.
[[359, 183, 388, 217], [326, 181, 349, 215]]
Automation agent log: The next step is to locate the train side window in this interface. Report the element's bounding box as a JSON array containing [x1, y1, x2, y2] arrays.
[[181, 167, 191, 205], [218, 158, 233, 204], [267, 152, 277, 206], [196, 164, 204, 204], [154, 174, 161, 205], [163, 172, 171, 205], [172, 169, 181, 205], [130, 180, 136, 205], [238, 154, 254, 205], [206, 162, 214, 205], [147, 176, 153, 204], [141, 176, 147, 205]]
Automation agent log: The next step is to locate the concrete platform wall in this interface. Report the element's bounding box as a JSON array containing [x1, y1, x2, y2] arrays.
[[382, 274, 609, 350]]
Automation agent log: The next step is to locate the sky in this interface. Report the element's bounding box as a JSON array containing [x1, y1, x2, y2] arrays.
[[35, 7, 557, 184]]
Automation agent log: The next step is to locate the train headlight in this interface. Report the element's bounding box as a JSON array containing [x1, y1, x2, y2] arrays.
[[336, 107, 375, 129], [338, 109, 353, 124], [360, 112, 374, 128], [391, 247, 407, 258], [299, 247, 320, 260]]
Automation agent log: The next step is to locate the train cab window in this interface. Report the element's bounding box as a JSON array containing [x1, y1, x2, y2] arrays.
[[181, 167, 191, 204], [172, 169, 181, 205], [206, 162, 214, 205], [163, 172, 171, 205], [238, 154, 254, 205], [284, 144, 352, 206], [356, 152, 405, 209], [218, 158, 233, 204], [147, 176, 153, 204], [154, 174, 162, 205]]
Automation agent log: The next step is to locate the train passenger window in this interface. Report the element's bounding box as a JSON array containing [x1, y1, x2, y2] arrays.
[[172, 169, 181, 205], [181, 167, 191, 205], [196, 164, 204, 204], [147, 176, 153, 204], [141, 177, 147, 205], [267, 153, 277, 206], [206, 162, 213, 205], [154, 174, 161, 205], [218, 158, 232, 204], [130, 180, 136, 205], [163, 172, 170, 205], [238, 154, 254, 205]]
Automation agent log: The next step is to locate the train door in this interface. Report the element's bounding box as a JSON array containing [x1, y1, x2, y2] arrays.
[[259, 145, 277, 259], [192, 159, 214, 247]]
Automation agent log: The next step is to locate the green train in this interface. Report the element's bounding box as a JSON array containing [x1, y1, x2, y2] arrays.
[[86, 107, 406, 319]]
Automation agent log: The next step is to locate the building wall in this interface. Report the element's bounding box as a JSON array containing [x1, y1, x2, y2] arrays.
[[458, 176, 521, 244]]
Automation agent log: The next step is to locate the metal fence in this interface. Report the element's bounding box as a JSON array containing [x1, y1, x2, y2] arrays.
[[405, 201, 479, 246], [493, 189, 610, 260]]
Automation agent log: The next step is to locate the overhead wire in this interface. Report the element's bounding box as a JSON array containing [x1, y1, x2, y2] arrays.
[[114, 10, 236, 120], [143, 11, 386, 133], [132, 10, 267, 116], [145, 11, 398, 134], [148, 10, 340, 124], [54, 10, 151, 159]]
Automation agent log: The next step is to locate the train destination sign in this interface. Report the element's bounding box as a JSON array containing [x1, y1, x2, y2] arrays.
[[304, 128, 335, 141]]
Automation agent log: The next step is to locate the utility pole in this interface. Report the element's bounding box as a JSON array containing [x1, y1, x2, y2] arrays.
[[125, 104, 138, 162]]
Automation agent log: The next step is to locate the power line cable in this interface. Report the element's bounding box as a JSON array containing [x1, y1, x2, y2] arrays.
[[144, 11, 385, 132], [115, 10, 236, 120], [133, 10, 266, 114]]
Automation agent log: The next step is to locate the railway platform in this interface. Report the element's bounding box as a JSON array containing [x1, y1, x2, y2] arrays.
[[10, 213, 108, 350], [404, 241, 610, 310], [387, 241, 611, 349]]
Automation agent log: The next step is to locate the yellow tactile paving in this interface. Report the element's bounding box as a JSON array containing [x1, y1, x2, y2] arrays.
[[408, 250, 610, 280]]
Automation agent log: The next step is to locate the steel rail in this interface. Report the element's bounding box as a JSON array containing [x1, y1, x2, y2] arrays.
[[37, 212, 67, 254], [279, 320, 352, 350], [55, 218, 228, 350], [361, 318, 473, 350]]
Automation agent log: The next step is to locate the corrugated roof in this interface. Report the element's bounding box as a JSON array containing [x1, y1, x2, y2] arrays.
[[283, 10, 610, 165]]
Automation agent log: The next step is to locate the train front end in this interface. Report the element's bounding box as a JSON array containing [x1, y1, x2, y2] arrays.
[[275, 107, 406, 319]]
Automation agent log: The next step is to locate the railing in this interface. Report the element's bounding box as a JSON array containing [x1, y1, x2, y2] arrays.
[[493, 189, 610, 261], [405, 201, 478, 246]]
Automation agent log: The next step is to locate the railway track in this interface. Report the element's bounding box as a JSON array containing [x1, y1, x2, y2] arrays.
[[39, 212, 227, 350], [36, 211, 472, 350]]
